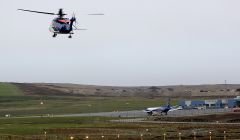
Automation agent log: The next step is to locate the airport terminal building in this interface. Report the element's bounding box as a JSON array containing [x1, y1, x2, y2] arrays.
[[179, 96, 240, 109]]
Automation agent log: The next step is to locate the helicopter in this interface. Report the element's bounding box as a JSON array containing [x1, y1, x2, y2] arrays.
[[18, 9, 103, 38]]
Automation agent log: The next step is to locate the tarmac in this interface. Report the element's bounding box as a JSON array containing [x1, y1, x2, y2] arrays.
[[56, 108, 232, 118], [4, 108, 233, 119]]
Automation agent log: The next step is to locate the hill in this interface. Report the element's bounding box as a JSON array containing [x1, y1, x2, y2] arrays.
[[12, 83, 240, 98]]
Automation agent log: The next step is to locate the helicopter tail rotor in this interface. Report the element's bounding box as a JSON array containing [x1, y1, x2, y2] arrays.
[[70, 13, 77, 31], [70, 13, 77, 24], [71, 13, 78, 30], [70, 12, 103, 31]]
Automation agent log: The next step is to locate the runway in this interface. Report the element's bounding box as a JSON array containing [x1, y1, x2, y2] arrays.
[[56, 108, 232, 118], [4, 108, 233, 119]]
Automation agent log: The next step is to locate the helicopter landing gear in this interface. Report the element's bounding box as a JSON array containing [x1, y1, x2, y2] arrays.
[[68, 35, 72, 38], [52, 33, 57, 38]]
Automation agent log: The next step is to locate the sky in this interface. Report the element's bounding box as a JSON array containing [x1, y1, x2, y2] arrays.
[[0, 0, 240, 86]]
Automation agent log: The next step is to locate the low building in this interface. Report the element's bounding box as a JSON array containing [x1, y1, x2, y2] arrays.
[[234, 96, 240, 107], [180, 97, 239, 109]]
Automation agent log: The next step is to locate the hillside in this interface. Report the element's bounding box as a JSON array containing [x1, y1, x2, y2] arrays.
[[0, 83, 23, 96], [12, 83, 240, 98]]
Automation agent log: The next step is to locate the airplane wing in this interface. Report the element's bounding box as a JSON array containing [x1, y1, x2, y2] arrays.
[[144, 107, 163, 112], [169, 106, 183, 112]]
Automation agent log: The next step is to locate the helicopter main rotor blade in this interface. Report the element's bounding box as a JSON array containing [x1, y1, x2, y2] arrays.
[[88, 13, 104, 15], [18, 9, 56, 15], [75, 29, 88, 30], [73, 25, 87, 30]]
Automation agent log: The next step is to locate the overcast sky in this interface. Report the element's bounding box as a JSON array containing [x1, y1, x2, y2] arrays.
[[0, 0, 240, 86]]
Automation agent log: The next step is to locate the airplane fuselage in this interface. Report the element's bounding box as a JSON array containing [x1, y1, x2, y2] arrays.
[[145, 106, 170, 115]]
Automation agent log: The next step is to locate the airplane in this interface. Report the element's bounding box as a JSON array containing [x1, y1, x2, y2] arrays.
[[144, 100, 182, 116], [18, 8, 103, 38]]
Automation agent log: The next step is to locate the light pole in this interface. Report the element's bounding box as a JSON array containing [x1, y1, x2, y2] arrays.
[[117, 134, 120, 139], [209, 131, 212, 140], [140, 134, 143, 140], [163, 133, 166, 140], [178, 132, 181, 140], [224, 131, 226, 140], [193, 131, 196, 140]]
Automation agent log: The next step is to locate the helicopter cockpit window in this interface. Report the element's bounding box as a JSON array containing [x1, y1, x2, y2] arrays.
[[57, 19, 70, 24]]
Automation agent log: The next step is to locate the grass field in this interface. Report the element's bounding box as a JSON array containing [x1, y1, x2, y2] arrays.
[[0, 96, 178, 116], [0, 83, 240, 139], [0, 116, 114, 135], [0, 83, 23, 96], [0, 83, 179, 117], [0, 116, 239, 139]]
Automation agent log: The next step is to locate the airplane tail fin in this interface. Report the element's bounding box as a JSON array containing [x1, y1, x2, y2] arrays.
[[167, 98, 171, 108]]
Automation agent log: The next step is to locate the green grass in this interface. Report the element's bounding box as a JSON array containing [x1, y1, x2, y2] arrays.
[[1, 83, 240, 139], [0, 116, 172, 136], [0, 116, 115, 135], [0, 83, 179, 116], [1, 116, 240, 140], [0, 83, 23, 96], [0, 96, 178, 116]]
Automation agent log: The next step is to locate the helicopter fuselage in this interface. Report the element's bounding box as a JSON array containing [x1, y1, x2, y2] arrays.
[[18, 8, 102, 38], [49, 18, 73, 34]]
